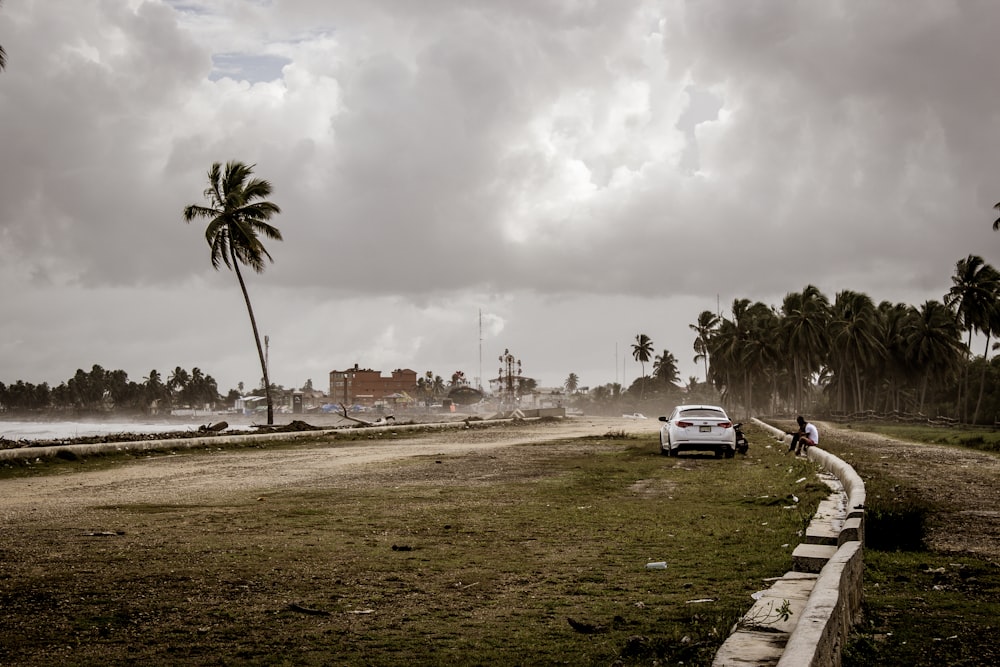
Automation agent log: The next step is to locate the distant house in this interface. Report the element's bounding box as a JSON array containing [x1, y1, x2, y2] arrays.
[[328, 364, 418, 407]]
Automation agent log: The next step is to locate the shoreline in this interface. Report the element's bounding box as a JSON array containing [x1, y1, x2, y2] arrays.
[[0, 410, 480, 446]]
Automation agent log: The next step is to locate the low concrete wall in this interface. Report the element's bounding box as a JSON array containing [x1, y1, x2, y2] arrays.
[[713, 419, 866, 667], [778, 541, 863, 667], [0, 418, 502, 463], [805, 445, 866, 520]]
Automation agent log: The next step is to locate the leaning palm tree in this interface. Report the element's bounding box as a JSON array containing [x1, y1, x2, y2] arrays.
[[184, 161, 282, 424], [0, 1, 6, 71]]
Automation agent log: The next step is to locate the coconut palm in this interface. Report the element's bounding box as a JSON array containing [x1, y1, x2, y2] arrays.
[[564, 373, 579, 393], [631, 334, 653, 399], [993, 201, 1000, 231], [944, 255, 999, 422], [972, 293, 1000, 424], [142, 370, 170, 413], [184, 161, 282, 424], [780, 285, 830, 412], [706, 316, 740, 405], [877, 301, 916, 413], [739, 302, 781, 416], [905, 300, 964, 414], [689, 310, 719, 381], [168, 366, 190, 395], [829, 290, 884, 413], [653, 350, 680, 386]]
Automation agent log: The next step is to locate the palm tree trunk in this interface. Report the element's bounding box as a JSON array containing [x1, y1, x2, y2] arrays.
[[744, 370, 752, 419], [960, 329, 972, 422], [231, 249, 274, 425], [973, 332, 992, 425], [854, 366, 864, 413]]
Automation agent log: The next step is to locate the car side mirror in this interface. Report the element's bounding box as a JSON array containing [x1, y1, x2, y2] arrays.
[[658, 416, 668, 422]]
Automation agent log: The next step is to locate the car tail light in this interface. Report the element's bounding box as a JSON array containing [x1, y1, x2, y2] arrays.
[[718, 421, 732, 428], [675, 420, 693, 428]]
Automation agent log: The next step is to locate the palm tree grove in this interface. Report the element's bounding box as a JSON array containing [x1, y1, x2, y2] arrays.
[[680, 256, 1000, 423]]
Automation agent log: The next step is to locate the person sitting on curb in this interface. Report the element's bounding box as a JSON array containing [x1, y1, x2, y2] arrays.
[[787, 415, 818, 455]]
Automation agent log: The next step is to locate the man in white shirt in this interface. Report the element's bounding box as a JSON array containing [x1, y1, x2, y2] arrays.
[[788, 415, 819, 455]]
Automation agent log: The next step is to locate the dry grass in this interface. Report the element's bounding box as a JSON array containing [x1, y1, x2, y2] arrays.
[[0, 423, 826, 666]]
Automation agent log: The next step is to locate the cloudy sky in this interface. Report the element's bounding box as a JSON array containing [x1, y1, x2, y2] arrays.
[[1, 0, 998, 396]]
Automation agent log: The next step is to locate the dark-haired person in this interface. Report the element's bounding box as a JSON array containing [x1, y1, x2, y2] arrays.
[[787, 415, 818, 455]]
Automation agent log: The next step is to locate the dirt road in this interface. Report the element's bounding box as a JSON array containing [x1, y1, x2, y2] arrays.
[[809, 423, 1000, 558]]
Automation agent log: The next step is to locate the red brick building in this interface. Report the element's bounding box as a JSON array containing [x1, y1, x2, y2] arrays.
[[328, 364, 418, 406]]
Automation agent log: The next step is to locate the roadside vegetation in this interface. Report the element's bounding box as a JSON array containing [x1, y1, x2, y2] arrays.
[[838, 421, 1000, 455], [0, 422, 830, 666]]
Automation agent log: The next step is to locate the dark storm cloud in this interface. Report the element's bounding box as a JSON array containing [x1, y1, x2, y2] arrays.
[[1, 0, 998, 392]]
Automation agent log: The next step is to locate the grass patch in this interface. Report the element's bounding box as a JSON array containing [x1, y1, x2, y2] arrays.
[[0, 423, 828, 666], [843, 551, 1000, 667], [840, 422, 1000, 454]]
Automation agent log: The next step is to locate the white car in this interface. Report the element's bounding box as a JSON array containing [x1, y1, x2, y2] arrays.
[[659, 405, 737, 458]]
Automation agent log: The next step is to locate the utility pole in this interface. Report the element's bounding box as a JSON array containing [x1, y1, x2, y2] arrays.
[[478, 309, 483, 392]]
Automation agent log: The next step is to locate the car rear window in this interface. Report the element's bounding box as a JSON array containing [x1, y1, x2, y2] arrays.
[[680, 409, 726, 419]]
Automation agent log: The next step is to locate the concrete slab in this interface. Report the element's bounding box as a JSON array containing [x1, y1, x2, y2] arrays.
[[792, 543, 838, 573], [805, 522, 840, 545], [764, 573, 819, 601], [712, 629, 788, 666], [838, 516, 864, 546], [742, 592, 811, 635]]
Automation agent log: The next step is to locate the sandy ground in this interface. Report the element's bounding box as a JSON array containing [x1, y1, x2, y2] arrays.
[[1, 416, 658, 524], [5, 416, 997, 557]]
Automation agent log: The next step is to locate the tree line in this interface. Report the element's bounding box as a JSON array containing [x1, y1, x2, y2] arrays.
[[691, 254, 1000, 423], [557, 254, 1000, 425], [0, 365, 224, 415]]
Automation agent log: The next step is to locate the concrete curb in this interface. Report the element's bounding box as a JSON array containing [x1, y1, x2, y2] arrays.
[[713, 419, 866, 667]]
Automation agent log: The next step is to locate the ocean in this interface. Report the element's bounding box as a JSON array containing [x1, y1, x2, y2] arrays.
[[0, 420, 227, 442]]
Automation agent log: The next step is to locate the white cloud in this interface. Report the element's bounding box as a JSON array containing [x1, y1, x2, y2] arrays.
[[1, 0, 999, 395]]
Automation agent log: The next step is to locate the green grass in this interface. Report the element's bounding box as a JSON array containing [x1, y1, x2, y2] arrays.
[[838, 421, 1000, 454], [843, 550, 1000, 667], [0, 423, 829, 666]]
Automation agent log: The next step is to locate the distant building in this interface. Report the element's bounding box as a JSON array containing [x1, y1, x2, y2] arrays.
[[329, 364, 418, 407]]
